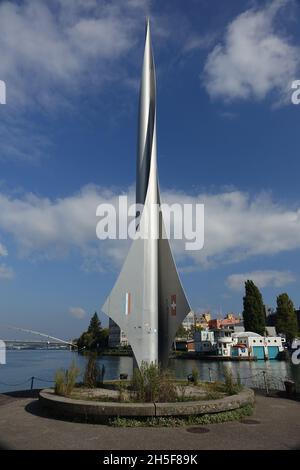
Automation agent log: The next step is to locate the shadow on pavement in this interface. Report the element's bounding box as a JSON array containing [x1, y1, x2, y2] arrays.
[[25, 399, 56, 420], [3, 389, 42, 399], [25, 399, 109, 426]]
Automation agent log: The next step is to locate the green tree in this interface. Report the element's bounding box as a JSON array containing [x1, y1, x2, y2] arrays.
[[77, 312, 109, 352], [88, 312, 101, 335], [242, 280, 266, 335], [276, 293, 298, 344], [176, 324, 188, 338]]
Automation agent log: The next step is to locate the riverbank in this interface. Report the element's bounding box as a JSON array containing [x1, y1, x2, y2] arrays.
[[0, 390, 299, 449]]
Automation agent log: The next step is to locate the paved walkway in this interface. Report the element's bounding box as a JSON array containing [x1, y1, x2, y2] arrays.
[[0, 391, 299, 450]]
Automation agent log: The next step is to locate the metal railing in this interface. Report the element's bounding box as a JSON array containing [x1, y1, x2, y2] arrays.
[[0, 369, 297, 396], [0, 376, 54, 390], [205, 366, 297, 395]]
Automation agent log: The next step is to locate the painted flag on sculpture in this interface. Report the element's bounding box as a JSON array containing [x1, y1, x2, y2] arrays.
[[171, 294, 176, 316]]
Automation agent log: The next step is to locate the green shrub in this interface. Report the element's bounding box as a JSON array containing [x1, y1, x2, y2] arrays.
[[191, 366, 199, 385], [158, 369, 177, 403], [54, 361, 80, 396], [54, 369, 66, 396], [130, 362, 177, 403], [83, 353, 106, 388], [116, 381, 128, 402], [223, 367, 243, 395], [65, 361, 80, 395], [83, 353, 99, 388], [177, 384, 187, 402]]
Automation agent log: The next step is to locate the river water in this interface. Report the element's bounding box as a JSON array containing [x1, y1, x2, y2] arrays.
[[0, 350, 300, 393]]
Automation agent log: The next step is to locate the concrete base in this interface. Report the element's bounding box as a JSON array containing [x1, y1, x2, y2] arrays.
[[39, 388, 254, 422]]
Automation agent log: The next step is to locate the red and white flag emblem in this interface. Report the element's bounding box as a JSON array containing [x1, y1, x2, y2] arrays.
[[170, 294, 176, 316]]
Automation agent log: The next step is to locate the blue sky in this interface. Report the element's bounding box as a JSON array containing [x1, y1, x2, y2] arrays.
[[0, 0, 300, 341]]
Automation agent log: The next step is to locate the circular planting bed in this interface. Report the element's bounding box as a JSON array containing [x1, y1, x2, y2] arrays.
[[39, 384, 255, 424]]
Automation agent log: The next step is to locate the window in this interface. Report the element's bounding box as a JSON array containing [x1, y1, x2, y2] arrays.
[[253, 339, 256, 343]]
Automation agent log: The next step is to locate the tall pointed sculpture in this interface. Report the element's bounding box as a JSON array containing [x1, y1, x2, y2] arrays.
[[102, 19, 190, 369]]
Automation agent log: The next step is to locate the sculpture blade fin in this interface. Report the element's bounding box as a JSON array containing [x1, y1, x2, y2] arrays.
[[158, 204, 191, 367]]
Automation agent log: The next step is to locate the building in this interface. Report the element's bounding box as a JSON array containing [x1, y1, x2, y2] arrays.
[[208, 313, 242, 330], [232, 332, 284, 360], [197, 312, 211, 329], [231, 343, 249, 358], [182, 311, 196, 331], [214, 329, 235, 357], [175, 339, 195, 352], [194, 330, 216, 353], [265, 326, 277, 336], [108, 319, 129, 348]]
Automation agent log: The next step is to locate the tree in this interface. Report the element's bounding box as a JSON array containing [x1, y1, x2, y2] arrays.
[[242, 280, 266, 335], [276, 293, 298, 344], [88, 312, 101, 336], [77, 312, 109, 352], [176, 324, 189, 339]]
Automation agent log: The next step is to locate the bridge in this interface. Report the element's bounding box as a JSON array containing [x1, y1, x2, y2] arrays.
[[3, 340, 72, 350], [1, 326, 77, 350]]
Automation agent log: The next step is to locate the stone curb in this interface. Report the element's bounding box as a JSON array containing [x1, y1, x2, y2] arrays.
[[39, 388, 255, 421]]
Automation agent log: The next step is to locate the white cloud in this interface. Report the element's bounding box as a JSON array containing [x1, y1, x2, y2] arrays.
[[0, 0, 152, 164], [226, 270, 296, 291], [0, 0, 150, 108], [69, 306, 86, 319], [183, 32, 218, 53], [0, 264, 14, 280], [0, 185, 133, 269], [0, 243, 8, 257], [164, 189, 300, 268], [0, 186, 300, 271], [203, 0, 300, 103], [0, 115, 51, 163]]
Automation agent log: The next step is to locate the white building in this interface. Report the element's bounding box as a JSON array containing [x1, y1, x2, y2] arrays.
[[214, 329, 234, 356], [182, 311, 196, 331], [108, 319, 129, 348], [194, 330, 216, 353], [232, 332, 284, 360], [217, 337, 234, 357]]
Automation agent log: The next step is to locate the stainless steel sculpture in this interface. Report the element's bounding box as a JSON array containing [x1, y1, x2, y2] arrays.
[[102, 19, 190, 369]]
